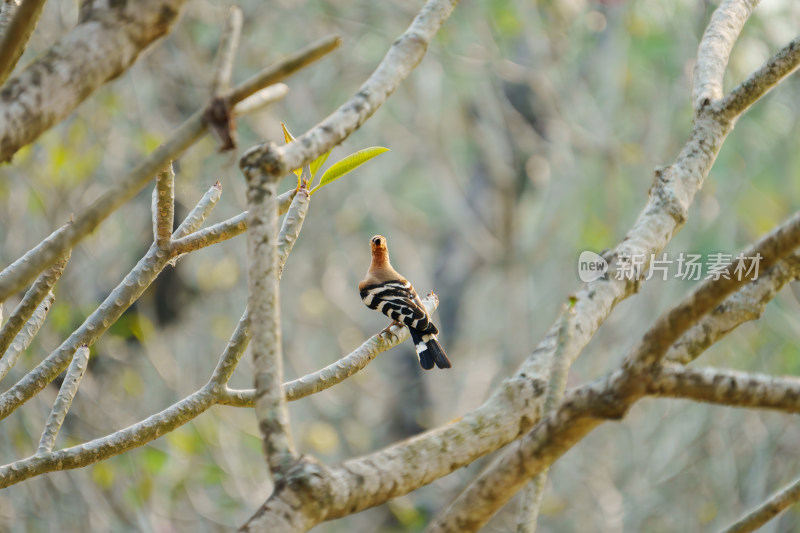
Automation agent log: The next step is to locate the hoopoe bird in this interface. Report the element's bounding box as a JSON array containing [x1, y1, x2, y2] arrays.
[[359, 235, 451, 370]]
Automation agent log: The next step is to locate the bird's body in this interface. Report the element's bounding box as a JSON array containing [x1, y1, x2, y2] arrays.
[[359, 235, 451, 370]]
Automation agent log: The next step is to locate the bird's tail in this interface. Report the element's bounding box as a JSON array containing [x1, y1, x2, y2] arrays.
[[410, 328, 451, 370]]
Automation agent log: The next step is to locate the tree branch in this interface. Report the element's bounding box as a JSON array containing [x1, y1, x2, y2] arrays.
[[210, 6, 243, 97], [721, 474, 800, 533], [242, 157, 297, 479], [430, 206, 800, 530], [0, 247, 69, 357], [152, 164, 175, 250], [720, 34, 800, 119], [0, 35, 340, 303], [0, 0, 46, 86], [693, 0, 759, 110], [666, 254, 800, 364], [516, 306, 575, 533], [37, 345, 90, 454], [0, 291, 54, 382], [0, 183, 222, 422], [0, 0, 188, 162]]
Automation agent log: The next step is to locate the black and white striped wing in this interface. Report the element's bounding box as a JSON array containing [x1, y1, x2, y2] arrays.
[[360, 280, 433, 332]]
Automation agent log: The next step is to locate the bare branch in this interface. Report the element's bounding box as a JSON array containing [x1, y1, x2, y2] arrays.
[[0, 37, 340, 303], [516, 306, 575, 533], [693, 0, 759, 110], [210, 6, 243, 96], [242, 163, 297, 478], [0, 292, 54, 382], [233, 84, 290, 116], [720, 35, 800, 119], [0, 389, 216, 489], [0, 294, 250, 488], [626, 211, 800, 371], [721, 475, 800, 533], [0, 248, 70, 357], [0, 0, 46, 86], [152, 164, 175, 250], [432, 208, 800, 530], [666, 254, 800, 364], [170, 189, 296, 256], [240, 0, 461, 179], [37, 346, 90, 454], [0, 224, 69, 305], [277, 186, 310, 278], [0, 183, 222, 422], [207, 309, 250, 389], [0, 0, 188, 162], [650, 365, 800, 414], [229, 34, 341, 105]]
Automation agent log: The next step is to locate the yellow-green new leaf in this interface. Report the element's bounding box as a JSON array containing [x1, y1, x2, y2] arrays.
[[309, 149, 332, 183], [310, 147, 389, 194], [281, 123, 303, 181]]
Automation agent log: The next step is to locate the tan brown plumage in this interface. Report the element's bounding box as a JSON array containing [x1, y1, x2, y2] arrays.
[[359, 235, 450, 370]]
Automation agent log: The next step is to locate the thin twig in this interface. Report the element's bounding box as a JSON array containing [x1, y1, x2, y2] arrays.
[[0, 292, 54, 382], [277, 182, 310, 278], [170, 188, 296, 256], [0, 248, 70, 357], [228, 34, 341, 105], [37, 346, 90, 454], [0, 0, 46, 86], [516, 304, 575, 533], [720, 34, 800, 119], [233, 84, 289, 116], [153, 164, 175, 250], [207, 309, 250, 389], [721, 475, 800, 533], [210, 6, 243, 96]]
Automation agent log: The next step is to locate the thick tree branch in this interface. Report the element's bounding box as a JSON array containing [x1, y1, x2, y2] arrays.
[[242, 159, 297, 479], [0, 0, 188, 162]]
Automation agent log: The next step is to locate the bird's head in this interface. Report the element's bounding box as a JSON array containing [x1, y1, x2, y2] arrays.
[[370, 235, 388, 253]]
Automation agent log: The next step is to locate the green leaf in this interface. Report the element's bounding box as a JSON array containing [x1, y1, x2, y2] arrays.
[[281, 123, 303, 180], [308, 148, 332, 188], [310, 147, 389, 194]]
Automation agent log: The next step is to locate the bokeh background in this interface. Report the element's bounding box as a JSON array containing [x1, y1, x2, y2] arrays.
[[2, 0, 800, 531]]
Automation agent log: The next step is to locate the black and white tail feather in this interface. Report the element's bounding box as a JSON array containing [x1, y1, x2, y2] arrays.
[[360, 280, 451, 370]]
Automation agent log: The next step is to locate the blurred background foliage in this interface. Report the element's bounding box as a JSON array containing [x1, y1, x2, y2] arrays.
[[1, 0, 800, 531]]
